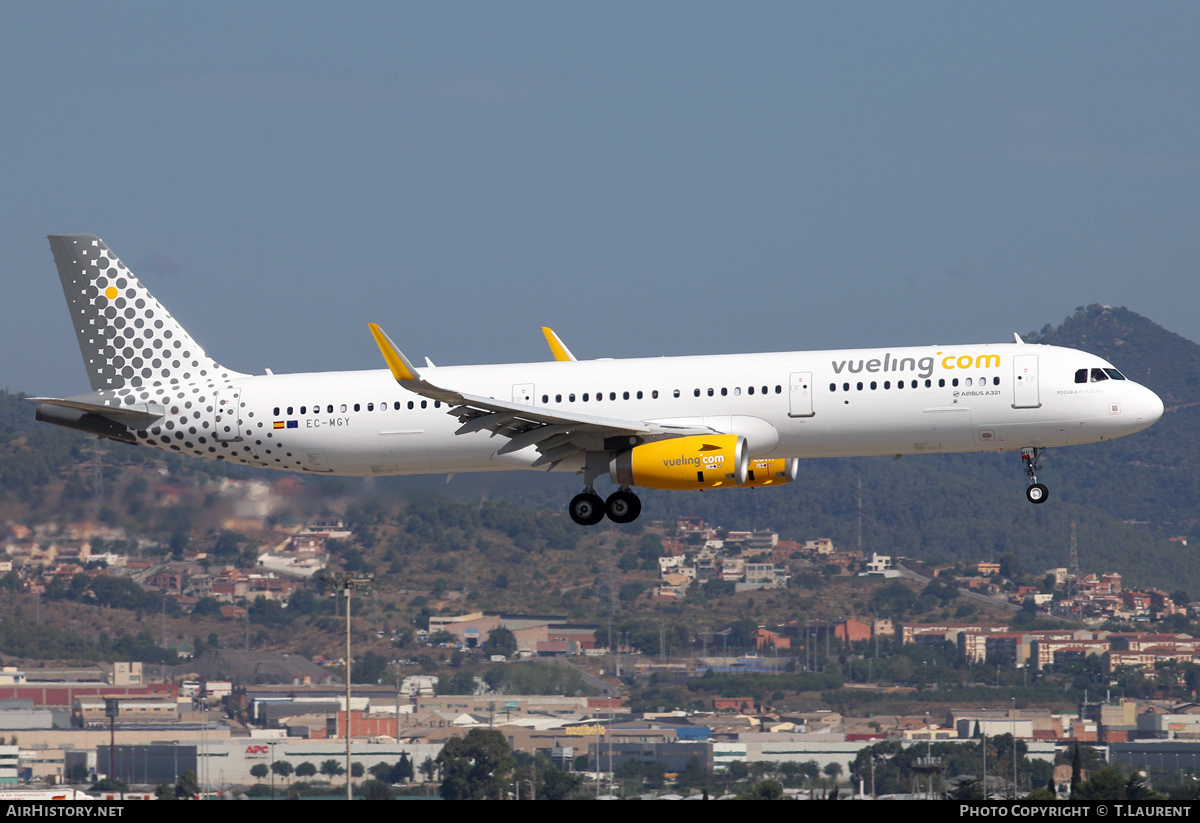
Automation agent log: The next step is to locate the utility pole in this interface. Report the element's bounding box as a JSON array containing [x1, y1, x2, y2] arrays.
[[319, 570, 375, 801]]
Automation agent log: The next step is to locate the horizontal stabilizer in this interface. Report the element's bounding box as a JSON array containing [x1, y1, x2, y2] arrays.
[[29, 397, 165, 422]]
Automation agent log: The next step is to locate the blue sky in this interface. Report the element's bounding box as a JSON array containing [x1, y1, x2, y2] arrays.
[[4, 2, 1198, 396]]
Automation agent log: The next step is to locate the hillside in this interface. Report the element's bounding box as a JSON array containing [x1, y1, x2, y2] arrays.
[[0, 303, 1197, 601]]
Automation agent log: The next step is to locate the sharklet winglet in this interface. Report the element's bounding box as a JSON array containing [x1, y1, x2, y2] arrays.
[[541, 327, 577, 362], [368, 323, 420, 382]]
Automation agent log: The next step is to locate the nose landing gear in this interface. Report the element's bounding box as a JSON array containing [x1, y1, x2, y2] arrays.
[[1022, 447, 1049, 504]]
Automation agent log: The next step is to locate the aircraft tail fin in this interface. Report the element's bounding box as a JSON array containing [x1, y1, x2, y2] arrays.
[[48, 234, 241, 393]]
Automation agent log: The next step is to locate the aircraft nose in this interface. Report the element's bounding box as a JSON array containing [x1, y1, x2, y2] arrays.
[[1138, 387, 1164, 427]]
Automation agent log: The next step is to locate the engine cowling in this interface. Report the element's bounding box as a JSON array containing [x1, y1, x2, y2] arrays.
[[609, 435, 748, 490], [741, 457, 799, 488]]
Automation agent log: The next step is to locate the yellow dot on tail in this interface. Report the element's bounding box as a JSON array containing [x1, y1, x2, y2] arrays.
[[105, 286, 118, 300]]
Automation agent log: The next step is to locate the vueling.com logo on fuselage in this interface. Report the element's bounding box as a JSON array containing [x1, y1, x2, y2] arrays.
[[831, 352, 1000, 379]]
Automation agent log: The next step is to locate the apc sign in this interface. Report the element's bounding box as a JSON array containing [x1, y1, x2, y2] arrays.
[[245, 744, 271, 758]]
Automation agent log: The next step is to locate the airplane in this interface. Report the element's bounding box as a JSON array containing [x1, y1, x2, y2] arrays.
[[35, 234, 1164, 526]]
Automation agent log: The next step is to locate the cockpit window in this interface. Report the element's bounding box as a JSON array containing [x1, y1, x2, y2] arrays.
[[1090, 368, 1109, 382], [1075, 369, 1087, 384], [1104, 368, 1126, 380]]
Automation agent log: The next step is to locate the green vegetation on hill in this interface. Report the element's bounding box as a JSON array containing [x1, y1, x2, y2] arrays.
[[0, 304, 1197, 672]]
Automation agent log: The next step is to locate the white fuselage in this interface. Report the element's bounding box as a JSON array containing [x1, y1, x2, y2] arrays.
[[165, 341, 1161, 478]]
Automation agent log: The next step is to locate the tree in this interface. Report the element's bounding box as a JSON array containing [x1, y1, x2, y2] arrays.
[[748, 779, 785, 800], [295, 761, 317, 778], [249, 763, 268, 781], [541, 766, 583, 800], [395, 752, 414, 783], [1125, 772, 1162, 801], [436, 729, 515, 800], [271, 760, 294, 782], [676, 755, 708, 791], [175, 769, 200, 799], [1074, 766, 1126, 801], [487, 627, 517, 657], [359, 779, 392, 800], [320, 759, 345, 778]]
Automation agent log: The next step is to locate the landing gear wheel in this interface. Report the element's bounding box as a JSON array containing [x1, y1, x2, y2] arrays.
[[1020, 447, 1049, 505], [606, 490, 642, 524], [569, 492, 606, 526]]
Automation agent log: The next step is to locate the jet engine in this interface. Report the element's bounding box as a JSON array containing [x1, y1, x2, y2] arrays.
[[741, 457, 799, 487], [609, 434, 748, 490]]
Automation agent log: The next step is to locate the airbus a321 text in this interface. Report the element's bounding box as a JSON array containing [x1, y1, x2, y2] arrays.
[[35, 235, 1164, 525]]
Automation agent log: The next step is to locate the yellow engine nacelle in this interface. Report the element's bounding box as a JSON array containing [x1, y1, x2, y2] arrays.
[[609, 435, 748, 490], [741, 457, 799, 488]]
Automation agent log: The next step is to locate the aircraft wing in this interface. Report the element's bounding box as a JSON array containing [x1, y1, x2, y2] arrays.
[[369, 324, 712, 468]]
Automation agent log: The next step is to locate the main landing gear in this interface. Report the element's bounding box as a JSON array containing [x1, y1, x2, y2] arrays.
[[1021, 447, 1049, 504], [568, 486, 642, 525]]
